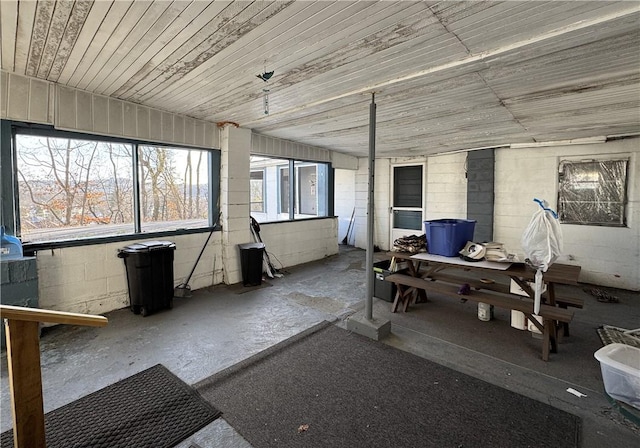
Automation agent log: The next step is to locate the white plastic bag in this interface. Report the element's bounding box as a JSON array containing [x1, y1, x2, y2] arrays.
[[521, 199, 563, 314]]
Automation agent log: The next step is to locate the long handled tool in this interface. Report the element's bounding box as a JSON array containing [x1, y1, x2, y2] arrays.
[[341, 207, 355, 245], [250, 217, 279, 278], [174, 229, 214, 298]]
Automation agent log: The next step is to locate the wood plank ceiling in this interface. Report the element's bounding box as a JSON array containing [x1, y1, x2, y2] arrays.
[[1, 1, 639, 157]]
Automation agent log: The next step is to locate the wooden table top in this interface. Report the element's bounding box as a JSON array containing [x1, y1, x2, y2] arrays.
[[387, 251, 582, 286]]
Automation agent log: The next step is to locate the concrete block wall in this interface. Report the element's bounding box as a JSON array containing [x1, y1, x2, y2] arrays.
[[335, 169, 357, 245], [220, 126, 252, 285], [425, 153, 468, 220], [259, 218, 339, 269], [34, 233, 223, 316], [354, 166, 368, 249], [494, 138, 639, 290], [374, 159, 392, 250], [353, 159, 392, 250], [36, 243, 128, 315], [172, 232, 223, 291]]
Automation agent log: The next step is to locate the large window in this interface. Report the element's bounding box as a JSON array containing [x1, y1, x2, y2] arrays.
[[250, 155, 329, 223], [558, 159, 628, 226], [14, 130, 217, 243]]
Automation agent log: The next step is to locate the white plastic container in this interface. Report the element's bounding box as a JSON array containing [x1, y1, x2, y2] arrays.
[[477, 302, 493, 321], [594, 343, 640, 410], [510, 310, 527, 330]]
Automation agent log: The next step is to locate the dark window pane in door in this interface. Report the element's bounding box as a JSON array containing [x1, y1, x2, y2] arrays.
[[393, 210, 422, 230], [394, 166, 422, 207]]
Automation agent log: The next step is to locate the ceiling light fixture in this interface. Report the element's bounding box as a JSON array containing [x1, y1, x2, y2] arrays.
[[256, 68, 274, 115], [256, 71, 274, 82]]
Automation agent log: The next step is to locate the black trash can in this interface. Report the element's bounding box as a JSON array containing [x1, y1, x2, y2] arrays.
[[118, 241, 176, 316], [238, 242, 265, 286]]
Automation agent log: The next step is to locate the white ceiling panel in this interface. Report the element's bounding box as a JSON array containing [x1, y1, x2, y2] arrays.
[[2, 0, 639, 157]]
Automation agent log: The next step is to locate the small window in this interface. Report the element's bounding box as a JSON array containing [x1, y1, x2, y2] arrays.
[[558, 159, 628, 226], [250, 155, 329, 223]]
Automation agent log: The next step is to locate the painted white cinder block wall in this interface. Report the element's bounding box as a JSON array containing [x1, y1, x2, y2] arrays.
[[425, 153, 468, 220], [348, 141, 638, 290], [258, 218, 339, 270], [36, 233, 223, 315], [494, 138, 639, 290], [352, 158, 392, 250], [335, 169, 357, 245], [220, 126, 253, 286]]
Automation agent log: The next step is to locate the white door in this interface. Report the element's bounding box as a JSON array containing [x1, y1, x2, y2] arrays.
[[390, 164, 425, 246]]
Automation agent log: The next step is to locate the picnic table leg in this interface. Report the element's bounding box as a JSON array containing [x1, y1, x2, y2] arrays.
[[542, 321, 551, 361], [391, 287, 402, 313], [541, 318, 559, 361], [403, 288, 416, 312], [546, 283, 570, 338], [416, 289, 428, 304], [549, 319, 558, 353]]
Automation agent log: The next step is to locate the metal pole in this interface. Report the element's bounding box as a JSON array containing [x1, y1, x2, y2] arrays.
[[365, 93, 376, 321]]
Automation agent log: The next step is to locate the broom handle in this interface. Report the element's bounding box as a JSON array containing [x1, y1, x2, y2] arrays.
[[342, 208, 355, 243], [184, 230, 214, 285]]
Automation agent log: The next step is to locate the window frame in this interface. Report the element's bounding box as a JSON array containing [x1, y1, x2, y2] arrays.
[[250, 168, 266, 213], [557, 157, 629, 227], [250, 154, 334, 224], [2, 120, 221, 252]]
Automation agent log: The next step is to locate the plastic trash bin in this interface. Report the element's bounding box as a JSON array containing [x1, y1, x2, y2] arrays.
[[423, 219, 476, 256], [373, 260, 408, 303], [118, 241, 175, 316], [238, 242, 265, 286]]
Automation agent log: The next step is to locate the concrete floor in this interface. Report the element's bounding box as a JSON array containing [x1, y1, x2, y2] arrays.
[[1, 246, 639, 447]]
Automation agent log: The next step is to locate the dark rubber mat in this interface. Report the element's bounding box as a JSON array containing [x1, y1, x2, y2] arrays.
[[1, 364, 220, 448], [197, 321, 581, 448], [597, 325, 640, 348]]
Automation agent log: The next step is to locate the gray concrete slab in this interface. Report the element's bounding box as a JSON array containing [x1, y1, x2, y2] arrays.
[[1, 246, 639, 447]]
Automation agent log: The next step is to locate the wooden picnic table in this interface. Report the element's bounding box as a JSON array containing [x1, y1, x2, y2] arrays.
[[383, 252, 583, 361]]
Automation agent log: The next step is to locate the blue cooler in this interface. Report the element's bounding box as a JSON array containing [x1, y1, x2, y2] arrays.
[[1, 226, 23, 260], [424, 219, 476, 257]]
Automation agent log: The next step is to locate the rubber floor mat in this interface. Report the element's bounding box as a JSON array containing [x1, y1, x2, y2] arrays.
[[1, 364, 221, 448]]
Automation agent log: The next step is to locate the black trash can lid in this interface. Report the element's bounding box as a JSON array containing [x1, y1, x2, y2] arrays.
[[119, 240, 176, 253], [238, 242, 265, 250]]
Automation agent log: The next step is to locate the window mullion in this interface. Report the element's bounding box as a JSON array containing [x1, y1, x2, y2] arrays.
[[289, 159, 295, 220], [133, 143, 142, 233], [209, 150, 219, 228]]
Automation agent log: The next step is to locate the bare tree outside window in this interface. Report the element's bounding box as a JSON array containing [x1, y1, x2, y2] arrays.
[[16, 135, 211, 242], [138, 145, 209, 230], [17, 136, 134, 241]]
